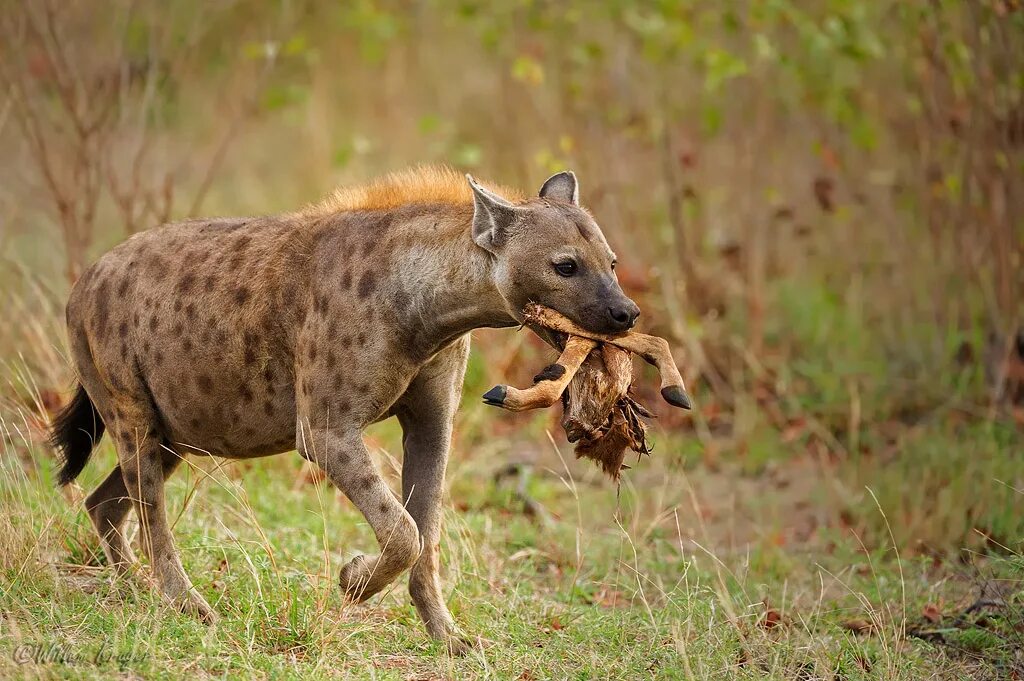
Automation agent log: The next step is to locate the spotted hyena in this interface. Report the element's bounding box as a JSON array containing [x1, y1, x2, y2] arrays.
[[49, 166, 640, 652]]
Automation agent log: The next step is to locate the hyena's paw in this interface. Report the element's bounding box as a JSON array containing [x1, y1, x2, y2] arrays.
[[339, 554, 380, 602], [175, 590, 219, 625], [445, 634, 477, 657], [421, 613, 477, 656]]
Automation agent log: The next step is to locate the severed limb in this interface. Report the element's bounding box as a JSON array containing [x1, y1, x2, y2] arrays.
[[482, 335, 597, 411], [520, 304, 690, 409]]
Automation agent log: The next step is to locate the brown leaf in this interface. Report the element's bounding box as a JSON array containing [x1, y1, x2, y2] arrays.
[[922, 603, 942, 623], [841, 618, 873, 635], [592, 588, 628, 608], [550, 617, 564, 631], [759, 604, 783, 630]]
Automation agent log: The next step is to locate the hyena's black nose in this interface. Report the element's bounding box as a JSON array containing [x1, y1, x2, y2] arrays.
[[608, 300, 640, 331]]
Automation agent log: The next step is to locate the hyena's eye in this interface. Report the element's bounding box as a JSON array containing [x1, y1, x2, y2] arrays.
[[553, 260, 578, 277]]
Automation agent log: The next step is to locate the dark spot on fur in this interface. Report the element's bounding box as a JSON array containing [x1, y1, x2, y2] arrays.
[[189, 418, 201, 429], [148, 255, 168, 277], [154, 351, 163, 365], [308, 345, 317, 362], [360, 476, 374, 490], [340, 271, 352, 290], [182, 338, 193, 353], [120, 343, 129, 359], [338, 399, 350, 413], [357, 271, 376, 299], [326, 351, 336, 370], [118, 321, 128, 338], [172, 321, 184, 335], [357, 332, 367, 346], [117, 278, 131, 296], [185, 303, 196, 320], [533, 363, 567, 383], [149, 317, 159, 332], [263, 400, 274, 416], [197, 375, 214, 394], [177, 273, 195, 293], [378, 501, 389, 515], [239, 385, 254, 403], [174, 300, 183, 313], [204, 275, 216, 292], [340, 336, 352, 349], [233, 287, 250, 305]]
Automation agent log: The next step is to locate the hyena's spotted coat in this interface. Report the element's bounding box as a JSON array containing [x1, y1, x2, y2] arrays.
[[50, 166, 640, 651]]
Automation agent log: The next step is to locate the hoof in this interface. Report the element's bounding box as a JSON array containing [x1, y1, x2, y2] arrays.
[[660, 385, 692, 410], [482, 385, 507, 407]]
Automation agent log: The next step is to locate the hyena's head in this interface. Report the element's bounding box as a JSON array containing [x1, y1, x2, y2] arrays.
[[468, 172, 639, 335]]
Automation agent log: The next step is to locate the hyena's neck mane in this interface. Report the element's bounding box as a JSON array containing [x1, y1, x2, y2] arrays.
[[301, 165, 523, 351], [300, 164, 522, 216]]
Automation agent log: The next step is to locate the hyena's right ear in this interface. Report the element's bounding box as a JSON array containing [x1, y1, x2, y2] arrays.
[[467, 174, 520, 253]]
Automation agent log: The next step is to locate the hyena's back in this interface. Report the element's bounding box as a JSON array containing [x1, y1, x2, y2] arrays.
[[67, 215, 313, 458]]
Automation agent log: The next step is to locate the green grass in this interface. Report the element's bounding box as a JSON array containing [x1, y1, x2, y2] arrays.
[[1, 416, 1020, 679]]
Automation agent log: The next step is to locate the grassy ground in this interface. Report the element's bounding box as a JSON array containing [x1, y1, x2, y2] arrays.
[[1, 365, 1021, 679]]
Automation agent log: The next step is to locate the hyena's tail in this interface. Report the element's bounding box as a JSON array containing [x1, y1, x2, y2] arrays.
[[49, 383, 105, 486]]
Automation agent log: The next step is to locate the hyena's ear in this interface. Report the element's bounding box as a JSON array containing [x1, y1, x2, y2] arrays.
[[539, 171, 579, 205], [467, 174, 520, 252]]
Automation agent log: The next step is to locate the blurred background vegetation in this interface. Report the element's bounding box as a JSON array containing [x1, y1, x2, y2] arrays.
[[1, 2, 1023, 677], [0, 0, 1021, 555]]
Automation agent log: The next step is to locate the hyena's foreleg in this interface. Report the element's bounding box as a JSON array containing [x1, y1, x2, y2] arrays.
[[396, 337, 472, 652], [299, 424, 421, 601]]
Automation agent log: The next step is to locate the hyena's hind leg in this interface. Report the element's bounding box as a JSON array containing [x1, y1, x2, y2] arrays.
[[112, 408, 216, 623], [85, 449, 183, 574]]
